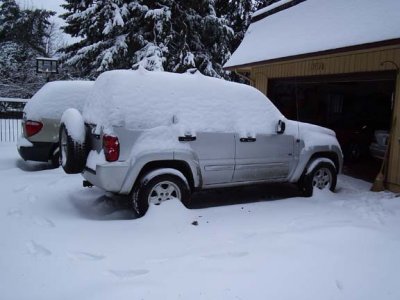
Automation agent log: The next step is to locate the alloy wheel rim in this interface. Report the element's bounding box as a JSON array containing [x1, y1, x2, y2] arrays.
[[148, 181, 181, 204], [312, 167, 332, 190]]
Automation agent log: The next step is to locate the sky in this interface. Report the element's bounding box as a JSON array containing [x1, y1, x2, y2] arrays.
[[17, 0, 77, 46], [17, 0, 66, 15]]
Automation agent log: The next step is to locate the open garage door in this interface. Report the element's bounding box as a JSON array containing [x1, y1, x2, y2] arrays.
[[268, 71, 396, 182]]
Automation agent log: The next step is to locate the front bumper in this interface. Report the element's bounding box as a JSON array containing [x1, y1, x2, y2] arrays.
[[17, 139, 55, 162], [369, 143, 386, 160], [82, 162, 130, 194]]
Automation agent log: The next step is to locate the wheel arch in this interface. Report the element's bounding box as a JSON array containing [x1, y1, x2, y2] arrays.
[[125, 160, 198, 194], [307, 151, 340, 174]]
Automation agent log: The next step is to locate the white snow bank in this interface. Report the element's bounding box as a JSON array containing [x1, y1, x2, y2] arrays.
[[83, 69, 283, 136], [2, 144, 400, 300], [61, 108, 86, 143], [225, 0, 400, 68], [24, 81, 94, 121]]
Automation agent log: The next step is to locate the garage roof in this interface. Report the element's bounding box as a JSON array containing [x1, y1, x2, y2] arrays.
[[224, 0, 400, 69]]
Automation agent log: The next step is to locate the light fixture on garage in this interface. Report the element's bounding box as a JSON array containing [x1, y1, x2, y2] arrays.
[[381, 60, 399, 73]]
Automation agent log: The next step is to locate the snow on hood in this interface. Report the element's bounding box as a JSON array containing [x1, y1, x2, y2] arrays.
[[24, 81, 94, 121], [83, 69, 284, 136]]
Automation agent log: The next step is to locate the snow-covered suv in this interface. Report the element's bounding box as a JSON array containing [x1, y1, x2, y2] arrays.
[[60, 69, 343, 217], [18, 81, 93, 167]]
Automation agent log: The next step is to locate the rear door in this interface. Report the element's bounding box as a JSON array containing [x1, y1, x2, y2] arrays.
[[233, 133, 295, 182], [186, 132, 235, 185]]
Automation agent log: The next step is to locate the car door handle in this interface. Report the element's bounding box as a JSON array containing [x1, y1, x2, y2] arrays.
[[240, 137, 256, 142], [179, 135, 196, 142]]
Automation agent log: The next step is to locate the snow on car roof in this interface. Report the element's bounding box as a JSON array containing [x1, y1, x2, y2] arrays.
[[24, 81, 94, 121], [83, 69, 283, 135], [225, 0, 400, 69]]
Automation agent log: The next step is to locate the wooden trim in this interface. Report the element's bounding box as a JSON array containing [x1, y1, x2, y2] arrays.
[[225, 39, 400, 71], [266, 71, 398, 85]]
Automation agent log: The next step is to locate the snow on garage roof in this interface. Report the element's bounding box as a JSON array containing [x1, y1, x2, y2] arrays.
[[224, 0, 400, 69]]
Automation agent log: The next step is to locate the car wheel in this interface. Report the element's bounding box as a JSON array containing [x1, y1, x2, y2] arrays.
[[59, 123, 88, 174], [299, 162, 337, 197], [131, 174, 190, 217]]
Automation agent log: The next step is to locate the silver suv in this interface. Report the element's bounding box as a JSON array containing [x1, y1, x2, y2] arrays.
[[60, 70, 343, 217]]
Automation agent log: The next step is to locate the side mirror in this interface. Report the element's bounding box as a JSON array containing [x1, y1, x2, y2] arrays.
[[276, 120, 286, 134]]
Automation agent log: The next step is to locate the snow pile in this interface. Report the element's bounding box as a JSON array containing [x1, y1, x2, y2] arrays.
[[1, 143, 400, 300], [83, 69, 283, 136], [225, 0, 400, 68], [24, 81, 94, 121]]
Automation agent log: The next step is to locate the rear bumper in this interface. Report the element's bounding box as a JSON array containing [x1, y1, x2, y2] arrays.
[[17, 139, 55, 162], [82, 162, 130, 194]]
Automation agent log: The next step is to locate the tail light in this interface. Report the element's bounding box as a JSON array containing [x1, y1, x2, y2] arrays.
[[103, 134, 120, 162], [25, 120, 43, 137]]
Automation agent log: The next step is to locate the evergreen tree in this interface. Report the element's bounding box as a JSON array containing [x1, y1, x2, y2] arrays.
[[0, 0, 56, 97], [61, 0, 276, 79], [61, 0, 233, 78], [0, 0, 55, 53]]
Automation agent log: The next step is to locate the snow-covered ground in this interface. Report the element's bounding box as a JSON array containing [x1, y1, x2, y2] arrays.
[[1, 143, 400, 300]]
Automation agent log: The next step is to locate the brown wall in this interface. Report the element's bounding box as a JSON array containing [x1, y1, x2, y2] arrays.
[[242, 44, 400, 191]]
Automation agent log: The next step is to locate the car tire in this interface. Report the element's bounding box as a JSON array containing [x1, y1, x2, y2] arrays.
[[59, 123, 88, 174], [299, 162, 337, 197], [131, 174, 190, 218]]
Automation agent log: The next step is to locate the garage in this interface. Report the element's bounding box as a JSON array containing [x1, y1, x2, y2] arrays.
[[224, 0, 400, 191], [267, 72, 395, 181]]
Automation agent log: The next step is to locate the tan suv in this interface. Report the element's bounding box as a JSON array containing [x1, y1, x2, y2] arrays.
[[18, 81, 93, 167]]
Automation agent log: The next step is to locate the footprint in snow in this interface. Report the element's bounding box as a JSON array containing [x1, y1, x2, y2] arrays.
[[48, 178, 64, 186], [107, 269, 149, 279], [335, 280, 344, 291], [33, 216, 55, 228], [203, 251, 249, 259], [26, 240, 52, 257], [13, 185, 28, 193], [27, 194, 37, 203], [68, 252, 105, 261], [7, 209, 23, 217]]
